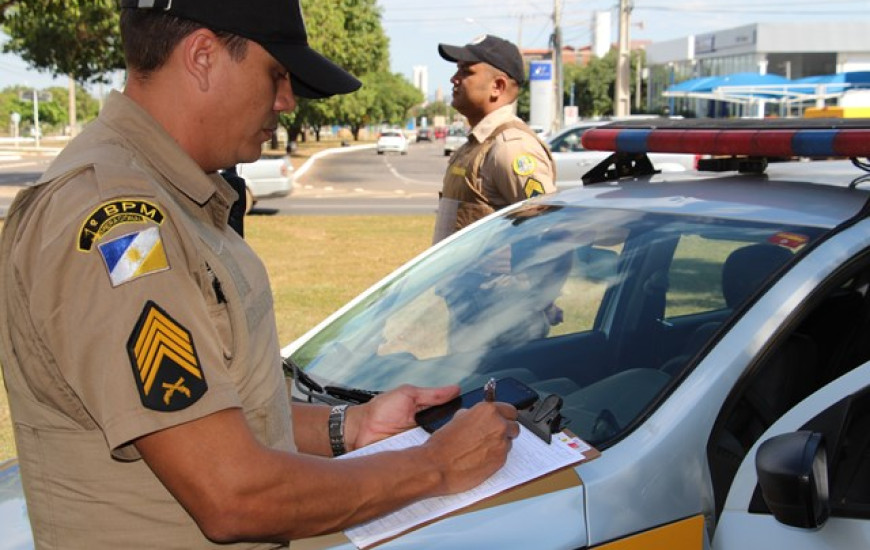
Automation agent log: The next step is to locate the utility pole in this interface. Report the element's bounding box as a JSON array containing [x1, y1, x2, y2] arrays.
[[614, 0, 633, 117], [32, 88, 40, 148], [68, 76, 78, 137], [552, 0, 564, 131]]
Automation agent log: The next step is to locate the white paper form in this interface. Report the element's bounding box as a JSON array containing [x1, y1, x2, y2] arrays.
[[339, 426, 594, 549]]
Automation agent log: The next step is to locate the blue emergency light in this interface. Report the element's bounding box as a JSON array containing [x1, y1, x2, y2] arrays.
[[581, 119, 870, 159]]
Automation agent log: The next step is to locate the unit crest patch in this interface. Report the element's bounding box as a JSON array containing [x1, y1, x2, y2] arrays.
[[524, 177, 545, 198], [98, 226, 170, 287], [512, 154, 537, 176], [127, 301, 207, 412], [79, 199, 165, 251]]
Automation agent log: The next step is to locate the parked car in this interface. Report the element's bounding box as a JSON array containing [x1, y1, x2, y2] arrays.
[[416, 128, 433, 142], [236, 152, 294, 212], [376, 129, 408, 155], [444, 126, 468, 156], [278, 118, 870, 548], [547, 120, 697, 189], [5, 119, 870, 549]]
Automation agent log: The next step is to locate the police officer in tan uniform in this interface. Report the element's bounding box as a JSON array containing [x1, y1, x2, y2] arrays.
[[0, 1, 519, 547], [433, 34, 556, 243]]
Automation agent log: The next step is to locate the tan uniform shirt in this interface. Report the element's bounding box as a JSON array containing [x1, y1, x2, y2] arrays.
[[0, 91, 292, 549], [433, 103, 556, 243]]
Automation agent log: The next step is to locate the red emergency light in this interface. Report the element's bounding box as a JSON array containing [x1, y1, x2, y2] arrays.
[[581, 120, 870, 159]]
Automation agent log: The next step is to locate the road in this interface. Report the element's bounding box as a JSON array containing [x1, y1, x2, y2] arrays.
[[0, 139, 449, 218], [253, 139, 444, 215]]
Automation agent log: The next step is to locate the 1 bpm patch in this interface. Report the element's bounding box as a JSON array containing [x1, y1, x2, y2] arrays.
[[79, 199, 165, 251], [127, 301, 207, 412]]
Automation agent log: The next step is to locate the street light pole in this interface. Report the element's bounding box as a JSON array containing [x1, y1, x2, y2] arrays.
[[32, 88, 40, 148], [552, 0, 564, 131], [614, 0, 633, 117]]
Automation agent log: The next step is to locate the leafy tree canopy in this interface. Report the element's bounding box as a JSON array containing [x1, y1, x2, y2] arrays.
[[1, 0, 124, 83]]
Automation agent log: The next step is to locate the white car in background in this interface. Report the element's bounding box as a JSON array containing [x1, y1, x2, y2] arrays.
[[237, 152, 294, 212], [443, 126, 468, 157], [548, 120, 697, 189], [376, 129, 408, 155]]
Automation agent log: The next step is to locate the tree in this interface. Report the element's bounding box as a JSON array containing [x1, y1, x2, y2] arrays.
[[282, 0, 400, 142], [0, 84, 100, 135], [1, 0, 124, 83]]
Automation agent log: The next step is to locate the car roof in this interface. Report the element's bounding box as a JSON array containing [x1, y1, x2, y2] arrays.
[[539, 163, 870, 228]]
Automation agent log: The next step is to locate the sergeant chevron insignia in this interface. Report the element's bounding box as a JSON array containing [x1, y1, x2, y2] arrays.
[[127, 301, 207, 412], [524, 177, 545, 198]]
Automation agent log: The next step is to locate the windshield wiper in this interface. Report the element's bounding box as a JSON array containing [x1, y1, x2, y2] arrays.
[[282, 356, 381, 405], [323, 385, 381, 404]]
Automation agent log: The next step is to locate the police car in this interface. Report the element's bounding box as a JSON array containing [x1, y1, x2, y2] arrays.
[[4, 119, 870, 548]]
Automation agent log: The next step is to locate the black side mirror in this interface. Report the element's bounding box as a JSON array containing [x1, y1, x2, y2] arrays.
[[755, 431, 830, 529]]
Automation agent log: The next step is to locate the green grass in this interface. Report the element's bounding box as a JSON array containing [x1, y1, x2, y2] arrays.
[[0, 215, 434, 463]]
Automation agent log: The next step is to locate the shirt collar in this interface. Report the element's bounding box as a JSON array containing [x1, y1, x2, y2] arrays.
[[98, 91, 222, 207], [470, 102, 519, 143]]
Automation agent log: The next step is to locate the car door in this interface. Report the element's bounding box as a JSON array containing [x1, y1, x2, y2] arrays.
[[713, 361, 870, 550]]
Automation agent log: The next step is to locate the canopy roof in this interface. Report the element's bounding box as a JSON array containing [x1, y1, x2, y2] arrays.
[[663, 71, 870, 105]]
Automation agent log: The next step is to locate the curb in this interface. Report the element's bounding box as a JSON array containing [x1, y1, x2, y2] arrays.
[[293, 143, 375, 182]]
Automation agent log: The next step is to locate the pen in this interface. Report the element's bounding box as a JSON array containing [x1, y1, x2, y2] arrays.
[[484, 377, 497, 402]]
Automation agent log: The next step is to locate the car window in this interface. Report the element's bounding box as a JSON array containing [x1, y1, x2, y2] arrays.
[[293, 204, 825, 447], [550, 128, 588, 153], [711, 259, 870, 519]]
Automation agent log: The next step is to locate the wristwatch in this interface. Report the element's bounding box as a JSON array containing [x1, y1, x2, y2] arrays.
[[329, 404, 349, 457]]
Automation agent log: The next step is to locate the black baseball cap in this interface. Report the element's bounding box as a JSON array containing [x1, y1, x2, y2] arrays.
[[120, 0, 361, 99], [438, 34, 525, 84]]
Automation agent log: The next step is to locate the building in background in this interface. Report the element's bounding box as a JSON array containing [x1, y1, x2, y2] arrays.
[[413, 65, 429, 103], [592, 11, 611, 59], [646, 21, 870, 117]]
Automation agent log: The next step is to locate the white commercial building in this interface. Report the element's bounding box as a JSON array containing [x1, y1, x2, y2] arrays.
[[645, 21, 870, 117]]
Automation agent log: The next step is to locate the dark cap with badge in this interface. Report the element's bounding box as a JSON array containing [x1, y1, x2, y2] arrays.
[[119, 0, 361, 99], [438, 34, 525, 84]]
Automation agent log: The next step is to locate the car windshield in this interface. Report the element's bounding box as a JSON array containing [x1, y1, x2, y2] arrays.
[[291, 203, 825, 447]]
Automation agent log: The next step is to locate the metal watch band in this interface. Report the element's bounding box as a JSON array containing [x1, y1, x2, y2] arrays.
[[328, 404, 349, 457]]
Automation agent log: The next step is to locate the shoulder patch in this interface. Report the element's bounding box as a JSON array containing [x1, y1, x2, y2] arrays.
[[79, 199, 165, 252], [524, 177, 546, 198], [127, 301, 207, 412], [512, 154, 537, 176], [98, 226, 170, 287]]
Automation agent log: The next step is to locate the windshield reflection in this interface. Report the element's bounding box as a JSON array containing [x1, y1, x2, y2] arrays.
[[292, 203, 820, 446]]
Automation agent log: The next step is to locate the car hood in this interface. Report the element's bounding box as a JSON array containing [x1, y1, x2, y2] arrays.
[[0, 460, 32, 549], [295, 472, 587, 549], [0, 456, 587, 549]]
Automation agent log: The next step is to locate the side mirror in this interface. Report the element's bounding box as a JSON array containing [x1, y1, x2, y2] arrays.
[[755, 431, 830, 529]]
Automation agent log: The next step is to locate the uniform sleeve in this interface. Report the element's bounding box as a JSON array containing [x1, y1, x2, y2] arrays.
[[26, 171, 242, 459], [481, 129, 557, 208]]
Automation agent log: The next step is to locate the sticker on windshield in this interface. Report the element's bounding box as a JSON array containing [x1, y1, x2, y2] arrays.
[[767, 232, 809, 250]]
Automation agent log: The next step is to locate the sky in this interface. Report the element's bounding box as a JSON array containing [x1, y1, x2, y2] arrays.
[[0, 0, 866, 97]]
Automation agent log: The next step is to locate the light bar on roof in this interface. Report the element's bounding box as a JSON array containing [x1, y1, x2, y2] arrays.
[[581, 127, 870, 158]]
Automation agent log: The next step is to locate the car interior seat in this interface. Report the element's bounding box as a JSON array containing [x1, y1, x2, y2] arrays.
[[660, 243, 795, 377]]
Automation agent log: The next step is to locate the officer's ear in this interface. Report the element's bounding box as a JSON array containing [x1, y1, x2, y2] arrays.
[[181, 28, 221, 92], [491, 72, 510, 99]]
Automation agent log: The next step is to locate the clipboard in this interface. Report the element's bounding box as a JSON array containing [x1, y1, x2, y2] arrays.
[[338, 425, 600, 549]]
